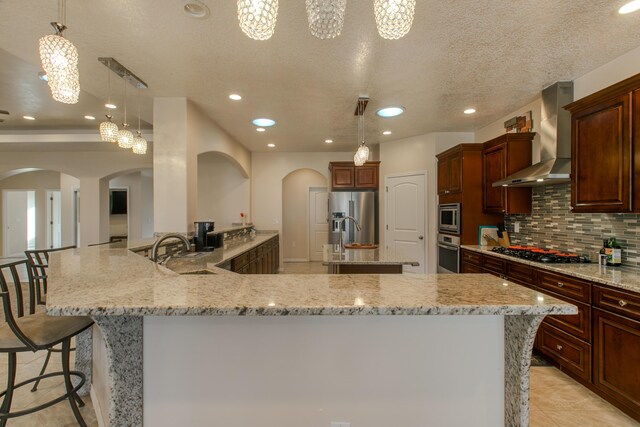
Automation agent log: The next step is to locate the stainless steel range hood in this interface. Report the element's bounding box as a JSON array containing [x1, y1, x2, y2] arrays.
[[493, 81, 573, 187]]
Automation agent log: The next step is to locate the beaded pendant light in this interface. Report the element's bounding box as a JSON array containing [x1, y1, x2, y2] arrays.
[[238, 0, 279, 40], [99, 60, 118, 143], [373, 0, 416, 40], [305, 0, 346, 39], [132, 88, 147, 155], [116, 74, 133, 149], [38, 0, 80, 104], [353, 98, 369, 166]]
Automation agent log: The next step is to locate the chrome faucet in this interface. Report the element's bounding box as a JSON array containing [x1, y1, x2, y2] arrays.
[[151, 233, 191, 263], [337, 216, 362, 250]]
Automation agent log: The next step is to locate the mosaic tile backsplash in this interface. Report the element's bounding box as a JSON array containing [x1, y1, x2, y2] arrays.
[[504, 183, 640, 267]]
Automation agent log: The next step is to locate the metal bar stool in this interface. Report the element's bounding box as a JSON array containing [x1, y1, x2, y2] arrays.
[[24, 246, 78, 393], [0, 259, 93, 426]]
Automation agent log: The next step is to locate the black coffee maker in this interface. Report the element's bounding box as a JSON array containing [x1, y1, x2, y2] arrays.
[[193, 221, 215, 251]]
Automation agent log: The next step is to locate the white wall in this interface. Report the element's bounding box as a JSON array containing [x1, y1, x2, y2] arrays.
[[197, 152, 250, 228], [60, 173, 79, 247], [0, 170, 60, 255], [140, 170, 154, 238], [379, 132, 475, 273], [282, 169, 327, 261]]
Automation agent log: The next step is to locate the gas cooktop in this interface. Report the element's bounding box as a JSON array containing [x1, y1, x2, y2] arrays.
[[491, 246, 591, 264]]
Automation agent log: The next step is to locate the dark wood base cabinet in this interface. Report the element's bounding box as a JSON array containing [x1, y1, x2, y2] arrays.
[[460, 248, 640, 422], [224, 235, 280, 274]]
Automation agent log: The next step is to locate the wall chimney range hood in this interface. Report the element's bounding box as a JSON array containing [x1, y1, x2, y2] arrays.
[[493, 81, 574, 187]]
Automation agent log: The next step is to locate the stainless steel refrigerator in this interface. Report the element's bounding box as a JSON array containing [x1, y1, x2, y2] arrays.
[[328, 191, 378, 245]]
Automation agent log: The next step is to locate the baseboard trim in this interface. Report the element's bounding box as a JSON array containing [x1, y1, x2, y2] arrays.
[[90, 386, 108, 427], [283, 258, 309, 263]]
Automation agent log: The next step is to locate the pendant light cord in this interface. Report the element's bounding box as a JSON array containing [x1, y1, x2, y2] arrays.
[[123, 73, 128, 125], [106, 60, 111, 115], [137, 87, 141, 132], [58, 0, 66, 26]]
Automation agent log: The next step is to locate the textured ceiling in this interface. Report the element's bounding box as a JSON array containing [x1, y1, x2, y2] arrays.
[[0, 0, 639, 152]]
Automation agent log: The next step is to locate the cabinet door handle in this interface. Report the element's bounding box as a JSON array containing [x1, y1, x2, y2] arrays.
[[619, 300, 628, 307], [557, 282, 565, 288], [556, 344, 563, 351]]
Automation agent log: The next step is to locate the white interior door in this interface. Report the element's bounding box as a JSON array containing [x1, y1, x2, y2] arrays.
[[46, 190, 62, 249], [385, 173, 426, 274], [309, 188, 328, 261], [3, 190, 35, 257]]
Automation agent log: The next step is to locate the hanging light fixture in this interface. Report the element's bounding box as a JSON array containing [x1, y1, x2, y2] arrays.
[[38, 0, 80, 104], [305, 0, 346, 39], [99, 60, 119, 143], [353, 97, 370, 166], [238, 0, 279, 40], [373, 0, 416, 40], [117, 73, 134, 149], [132, 88, 148, 155]]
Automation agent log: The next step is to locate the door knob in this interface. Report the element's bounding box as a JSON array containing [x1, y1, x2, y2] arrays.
[[418, 235, 424, 240]]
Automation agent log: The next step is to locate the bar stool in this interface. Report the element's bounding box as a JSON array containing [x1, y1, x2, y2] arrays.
[[0, 259, 93, 426], [24, 246, 77, 393]]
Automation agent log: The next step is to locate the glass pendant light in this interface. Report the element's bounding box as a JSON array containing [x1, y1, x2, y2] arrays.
[[117, 74, 134, 149], [38, 0, 80, 104], [99, 61, 119, 143], [374, 0, 416, 40], [132, 88, 147, 155], [353, 98, 369, 166], [238, 0, 279, 40], [306, 0, 346, 39]]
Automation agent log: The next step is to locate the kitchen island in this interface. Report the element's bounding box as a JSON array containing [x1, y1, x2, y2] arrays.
[[322, 243, 419, 273], [47, 244, 575, 427]]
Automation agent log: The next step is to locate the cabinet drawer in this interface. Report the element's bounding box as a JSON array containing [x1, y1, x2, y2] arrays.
[[461, 250, 482, 266], [539, 322, 592, 381], [505, 261, 535, 287], [594, 285, 640, 322], [545, 300, 592, 342], [461, 262, 483, 274], [231, 252, 250, 270], [249, 248, 259, 260], [537, 270, 591, 304], [482, 255, 505, 276]]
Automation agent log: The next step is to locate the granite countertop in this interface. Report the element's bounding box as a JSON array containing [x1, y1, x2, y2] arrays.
[[322, 244, 419, 265], [45, 244, 575, 317], [462, 245, 640, 293]]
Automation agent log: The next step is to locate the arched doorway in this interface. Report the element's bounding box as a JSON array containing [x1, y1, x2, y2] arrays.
[[281, 169, 327, 262]]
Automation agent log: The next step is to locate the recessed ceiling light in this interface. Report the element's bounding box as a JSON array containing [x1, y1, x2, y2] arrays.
[[38, 71, 48, 82], [619, 0, 640, 14], [256, 127, 266, 132], [84, 115, 96, 120], [267, 143, 276, 148], [536, 178, 544, 182], [464, 108, 476, 114], [105, 103, 117, 109], [184, 1, 210, 18], [229, 94, 242, 101], [376, 106, 405, 118], [253, 118, 276, 127], [325, 139, 333, 143], [23, 115, 35, 120], [382, 131, 392, 135]]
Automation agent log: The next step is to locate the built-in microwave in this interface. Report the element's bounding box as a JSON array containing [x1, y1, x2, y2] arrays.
[[438, 203, 461, 234]]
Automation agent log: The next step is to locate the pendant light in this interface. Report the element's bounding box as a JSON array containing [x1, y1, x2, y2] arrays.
[[38, 0, 80, 104], [306, 0, 346, 40], [99, 60, 119, 143], [132, 88, 148, 155], [353, 97, 370, 166], [238, 0, 279, 40], [374, 0, 416, 40], [117, 74, 134, 149]]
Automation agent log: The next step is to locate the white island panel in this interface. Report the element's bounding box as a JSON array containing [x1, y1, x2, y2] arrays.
[[144, 315, 504, 427]]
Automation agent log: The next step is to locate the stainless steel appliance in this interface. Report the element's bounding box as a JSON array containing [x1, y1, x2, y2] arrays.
[[328, 191, 378, 245], [438, 203, 461, 234], [193, 221, 215, 252], [437, 233, 460, 274]]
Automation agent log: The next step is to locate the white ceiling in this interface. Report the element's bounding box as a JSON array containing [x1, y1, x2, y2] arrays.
[[0, 0, 639, 152]]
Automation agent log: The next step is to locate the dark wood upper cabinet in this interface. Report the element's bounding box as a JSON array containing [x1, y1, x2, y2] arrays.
[[481, 133, 534, 214], [565, 72, 640, 213], [329, 161, 380, 191], [437, 151, 462, 196]]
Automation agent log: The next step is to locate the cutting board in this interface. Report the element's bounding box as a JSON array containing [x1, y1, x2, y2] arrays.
[[498, 231, 510, 247]]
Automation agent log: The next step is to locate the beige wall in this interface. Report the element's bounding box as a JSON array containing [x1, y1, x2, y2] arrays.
[[197, 152, 250, 228], [109, 170, 154, 241], [282, 169, 327, 261], [379, 132, 475, 273]]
